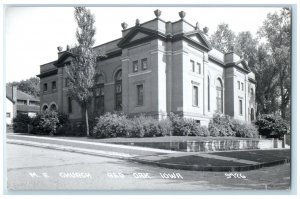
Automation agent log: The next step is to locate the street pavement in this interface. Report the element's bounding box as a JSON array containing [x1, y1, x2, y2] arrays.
[[6, 134, 291, 171], [6, 144, 291, 191]]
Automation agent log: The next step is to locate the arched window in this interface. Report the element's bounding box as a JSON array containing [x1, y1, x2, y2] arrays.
[[94, 74, 105, 114], [42, 105, 48, 111], [115, 70, 122, 111], [208, 76, 210, 111], [50, 104, 57, 111], [216, 78, 223, 113]]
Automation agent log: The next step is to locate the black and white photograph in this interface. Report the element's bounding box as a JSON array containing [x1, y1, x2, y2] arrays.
[[2, 1, 296, 196]]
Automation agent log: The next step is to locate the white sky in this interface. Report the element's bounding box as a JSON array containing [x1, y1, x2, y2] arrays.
[[5, 6, 282, 82]]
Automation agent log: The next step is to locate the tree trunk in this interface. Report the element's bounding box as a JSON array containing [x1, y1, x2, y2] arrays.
[[85, 108, 89, 136]]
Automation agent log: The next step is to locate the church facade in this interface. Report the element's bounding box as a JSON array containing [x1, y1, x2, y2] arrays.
[[38, 10, 256, 126]]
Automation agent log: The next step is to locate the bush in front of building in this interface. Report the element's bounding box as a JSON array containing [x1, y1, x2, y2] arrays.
[[208, 114, 259, 138], [30, 111, 69, 136], [157, 118, 173, 136], [129, 115, 160, 138], [169, 113, 204, 136], [13, 113, 31, 133], [92, 112, 131, 138], [255, 114, 290, 138], [231, 119, 259, 138], [208, 113, 236, 137]]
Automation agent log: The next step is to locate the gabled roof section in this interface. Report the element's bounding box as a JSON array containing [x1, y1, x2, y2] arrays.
[[185, 30, 212, 51], [118, 26, 164, 48], [6, 86, 40, 102], [235, 59, 251, 72], [17, 90, 39, 102], [6, 86, 15, 103], [54, 51, 74, 67]]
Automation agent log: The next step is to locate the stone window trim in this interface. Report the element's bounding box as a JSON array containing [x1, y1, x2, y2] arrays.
[[190, 60, 195, 72], [207, 75, 210, 112], [191, 80, 200, 86], [136, 84, 144, 107], [134, 80, 146, 107], [43, 83, 48, 92], [52, 81, 57, 91], [197, 62, 201, 74], [114, 70, 122, 111], [238, 80, 240, 90], [49, 102, 58, 111], [239, 99, 243, 115], [192, 85, 199, 107], [132, 60, 139, 73], [42, 104, 49, 112], [216, 78, 223, 114], [141, 58, 148, 70]]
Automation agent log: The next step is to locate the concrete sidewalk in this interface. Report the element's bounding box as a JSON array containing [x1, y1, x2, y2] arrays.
[[6, 134, 291, 172]]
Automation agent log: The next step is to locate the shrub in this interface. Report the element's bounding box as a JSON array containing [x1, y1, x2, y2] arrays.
[[13, 113, 31, 133], [158, 118, 173, 136], [208, 122, 220, 137], [169, 113, 202, 136], [38, 110, 60, 135], [232, 119, 259, 138], [30, 111, 69, 136], [92, 112, 131, 138], [210, 113, 235, 136], [255, 114, 290, 138], [129, 115, 161, 138], [198, 126, 210, 137]]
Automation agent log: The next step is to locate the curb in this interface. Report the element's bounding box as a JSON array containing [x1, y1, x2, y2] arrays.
[[132, 157, 291, 172]]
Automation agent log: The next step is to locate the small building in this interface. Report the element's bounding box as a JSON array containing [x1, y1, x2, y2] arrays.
[[6, 85, 40, 125], [37, 10, 256, 126]]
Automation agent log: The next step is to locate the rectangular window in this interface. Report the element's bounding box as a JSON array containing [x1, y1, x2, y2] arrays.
[[141, 58, 148, 70], [197, 63, 201, 74], [52, 81, 57, 90], [137, 84, 144, 106], [190, 60, 195, 72], [241, 82, 244, 91], [238, 81, 240, 90], [239, 99, 243, 115], [192, 86, 198, 106], [68, 97, 72, 113], [133, 60, 138, 72], [65, 78, 69, 87], [43, 83, 48, 92], [6, 112, 11, 118]]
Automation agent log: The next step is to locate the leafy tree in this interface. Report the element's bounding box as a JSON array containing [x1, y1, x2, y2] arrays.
[[235, 31, 258, 69], [258, 8, 291, 119], [65, 7, 97, 136], [8, 77, 40, 97], [209, 23, 236, 53], [255, 44, 280, 115]]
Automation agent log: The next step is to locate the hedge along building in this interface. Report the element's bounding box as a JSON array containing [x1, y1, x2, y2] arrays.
[[37, 9, 256, 126]]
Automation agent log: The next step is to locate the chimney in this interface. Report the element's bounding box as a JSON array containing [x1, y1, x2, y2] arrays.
[[224, 45, 241, 64]]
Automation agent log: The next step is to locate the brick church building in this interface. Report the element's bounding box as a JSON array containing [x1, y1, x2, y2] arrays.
[[38, 10, 256, 126]]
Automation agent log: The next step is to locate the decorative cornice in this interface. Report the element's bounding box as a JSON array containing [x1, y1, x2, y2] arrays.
[[37, 69, 58, 78]]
